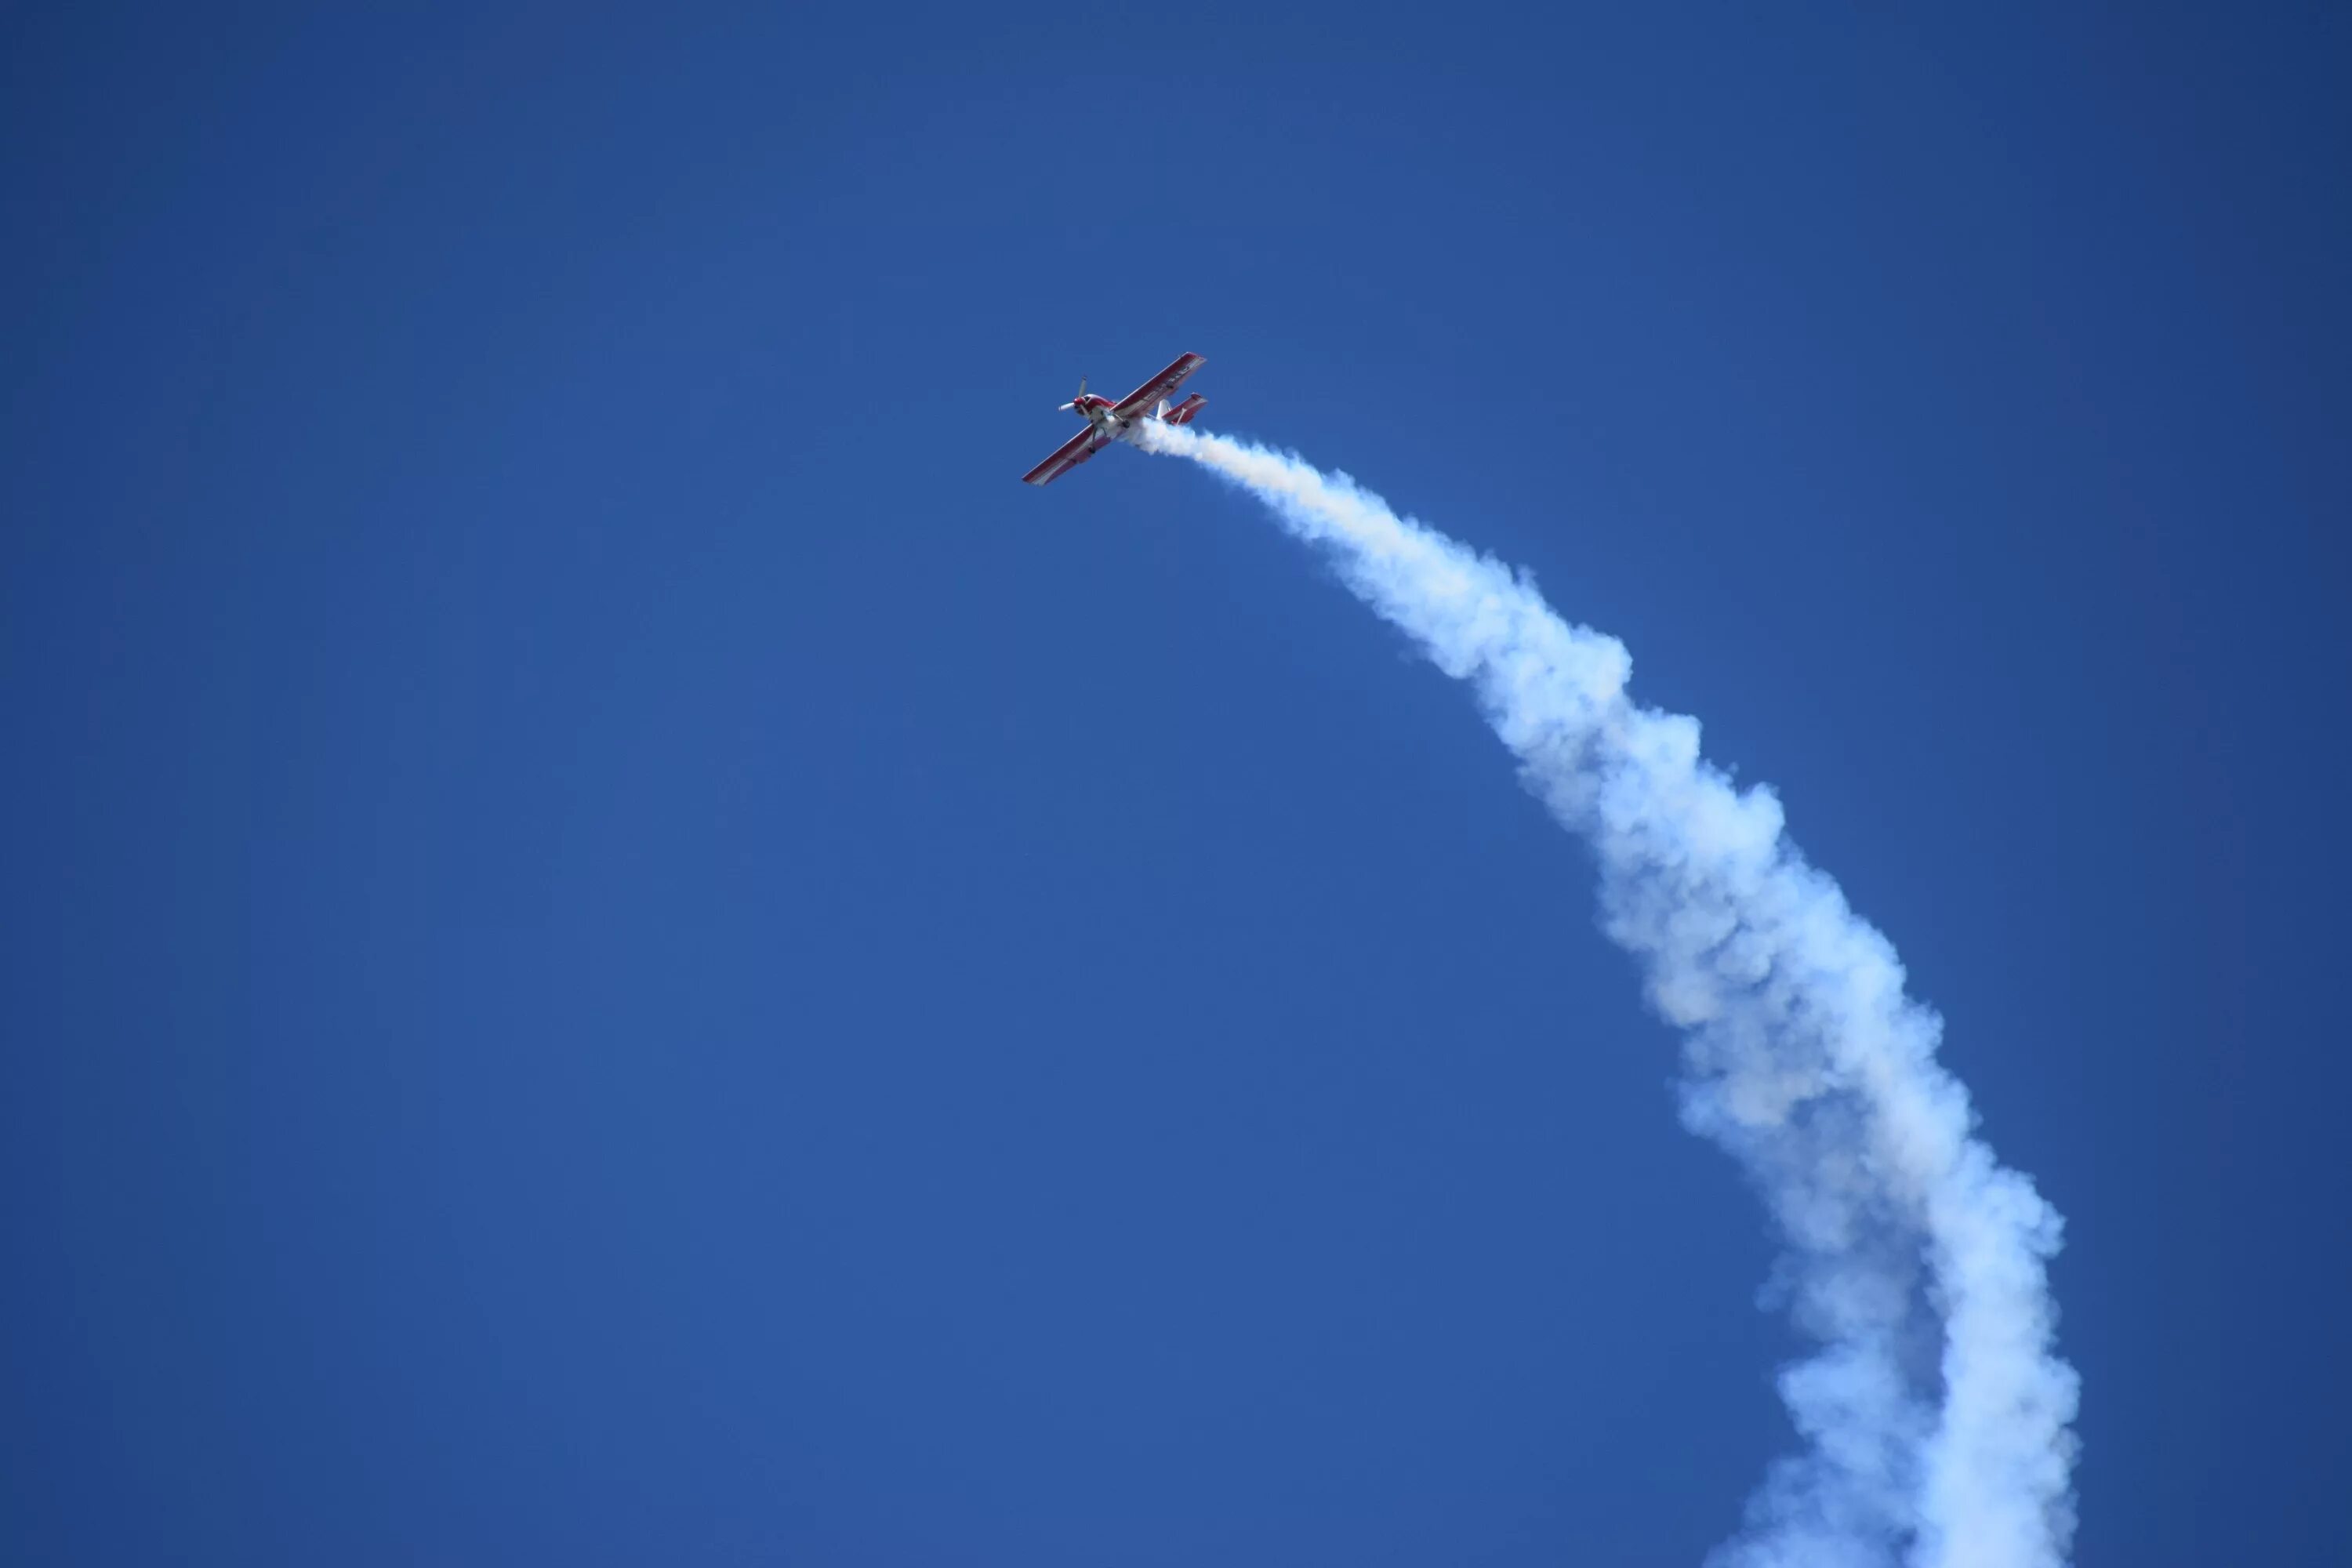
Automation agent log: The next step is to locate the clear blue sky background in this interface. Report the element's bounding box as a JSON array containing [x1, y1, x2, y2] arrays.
[[5, 5, 2346, 1564]]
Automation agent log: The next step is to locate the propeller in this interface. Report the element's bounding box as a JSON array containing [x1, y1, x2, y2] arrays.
[[1057, 376, 1088, 412]]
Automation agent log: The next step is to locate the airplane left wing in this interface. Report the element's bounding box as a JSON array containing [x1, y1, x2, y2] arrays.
[[1021, 425, 1112, 486], [1111, 352, 1207, 419]]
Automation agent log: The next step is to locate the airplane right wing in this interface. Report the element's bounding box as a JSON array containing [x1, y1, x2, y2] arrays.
[[1021, 425, 1112, 486], [1110, 352, 1207, 419]]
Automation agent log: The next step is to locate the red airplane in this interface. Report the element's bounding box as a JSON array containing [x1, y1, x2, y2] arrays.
[[1021, 352, 1207, 485]]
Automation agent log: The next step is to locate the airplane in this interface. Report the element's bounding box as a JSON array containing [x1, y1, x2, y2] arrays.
[[1021, 352, 1207, 486]]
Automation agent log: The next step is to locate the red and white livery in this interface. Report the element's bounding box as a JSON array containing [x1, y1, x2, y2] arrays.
[[1021, 352, 1207, 486]]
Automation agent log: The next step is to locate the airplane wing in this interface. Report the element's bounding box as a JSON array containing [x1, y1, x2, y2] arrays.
[[1110, 352, 1207, 419], [1021, 425, 1112, 486]]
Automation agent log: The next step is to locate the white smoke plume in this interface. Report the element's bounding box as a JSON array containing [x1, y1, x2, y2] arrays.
[[1134, 419, 2080, 1568]]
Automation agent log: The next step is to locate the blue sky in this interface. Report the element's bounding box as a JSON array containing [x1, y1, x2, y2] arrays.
[[3, 4, 2346, 1564]]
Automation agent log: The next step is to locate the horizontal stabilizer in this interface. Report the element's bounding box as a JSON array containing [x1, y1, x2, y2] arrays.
[[1163, 393, 1207, 426]]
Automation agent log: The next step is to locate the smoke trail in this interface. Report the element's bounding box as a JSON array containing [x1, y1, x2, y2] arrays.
[[1134, 419, 2079, 1568]]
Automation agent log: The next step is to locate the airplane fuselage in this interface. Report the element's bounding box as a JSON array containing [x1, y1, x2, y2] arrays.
[[1070, 394, 1132, 440], [1068, 392, 1196, 447]]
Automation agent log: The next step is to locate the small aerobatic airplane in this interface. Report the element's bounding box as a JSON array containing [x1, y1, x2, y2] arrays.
[[1021, 352, 1207, 486]]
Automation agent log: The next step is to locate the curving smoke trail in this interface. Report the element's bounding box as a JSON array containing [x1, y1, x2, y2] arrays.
[[1134, 419, 2080, 1568]]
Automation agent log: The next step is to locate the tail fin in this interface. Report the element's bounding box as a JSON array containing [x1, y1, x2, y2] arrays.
[[1163, 393, 1207, 426]]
